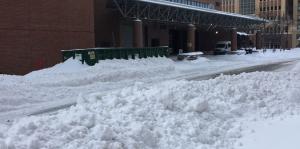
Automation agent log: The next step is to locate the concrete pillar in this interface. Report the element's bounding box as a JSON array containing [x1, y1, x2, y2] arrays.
[[133, 19, 143, 48], [231, 28, 237, 51], [187, 24, 196, 52], [292, 31, 297, 49], [256, 30, 262, 49]]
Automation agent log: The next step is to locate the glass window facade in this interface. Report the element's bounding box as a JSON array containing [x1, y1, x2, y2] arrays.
[[165, 0, 215, 9], [240, 0, 255, 15]]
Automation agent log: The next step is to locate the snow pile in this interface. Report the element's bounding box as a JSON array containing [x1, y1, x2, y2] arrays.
[[234, 49, 300, 62], [190, 57, 210, 63], [175, 49, 300, 74], [28, 58, 89, 75], [237, 32, 248, 36], [25, 57, 175, 87], [1, 49, 300, 114], [1, 69, 300, 149], [0, 57, 175, 113]]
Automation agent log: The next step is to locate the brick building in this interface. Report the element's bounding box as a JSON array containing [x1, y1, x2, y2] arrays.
[[220, 0, 240, 13], [219, 0, 299, 49], [240, 0, 256, 15], [0, 0, 263, 75], [0, 0, 94, 75], [256, 0, 298, 49]]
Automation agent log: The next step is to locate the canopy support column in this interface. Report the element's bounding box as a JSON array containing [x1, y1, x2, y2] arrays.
[[231, 28, 237, 51], [256, 30, 262, 49], [133, 19, 143, 48], [187, 24, 196, 52]]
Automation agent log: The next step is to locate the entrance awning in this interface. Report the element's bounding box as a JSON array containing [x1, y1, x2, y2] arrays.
[[110, 0, 266, 29]]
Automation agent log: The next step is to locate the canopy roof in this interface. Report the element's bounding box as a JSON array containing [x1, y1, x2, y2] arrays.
[[111, 0, 266, 29], [140, 0, 264, 21]]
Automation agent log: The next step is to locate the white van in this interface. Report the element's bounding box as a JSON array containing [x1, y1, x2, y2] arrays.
[[215, 41, 231, 55]]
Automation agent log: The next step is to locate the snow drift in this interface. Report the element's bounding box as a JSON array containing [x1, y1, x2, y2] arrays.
[[1, 50, 300, 149], [1, 68, 300, 149], [26, 57, 175, 86], [0, 57, 175, 113]]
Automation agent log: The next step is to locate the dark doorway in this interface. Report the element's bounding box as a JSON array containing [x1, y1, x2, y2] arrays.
[[195, 30, 200, 51], [169, 29, 187, 54], [198, 31, 217, 52], [151, 38, 160, 47], [287, 0, 293, 18]]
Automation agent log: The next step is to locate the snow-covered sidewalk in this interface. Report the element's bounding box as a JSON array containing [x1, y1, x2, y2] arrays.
[[1, 58, 300, 148], [175, 49, 300, 75]]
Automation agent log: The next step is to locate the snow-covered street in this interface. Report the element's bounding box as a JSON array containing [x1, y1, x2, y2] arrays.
[[1, 49, 300, 149]]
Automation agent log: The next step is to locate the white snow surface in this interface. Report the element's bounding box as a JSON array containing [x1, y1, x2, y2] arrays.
[[1, 49, 300, 116], [237, 32, 248, 36], [235, 115, 300, 149], [26, 57, 174, 86], [178, 51, 203, 56], [175, 49, 300, 73], [1, 60, 300, 148], [1, 49, 300, 148], [0, 57, 175, 114]]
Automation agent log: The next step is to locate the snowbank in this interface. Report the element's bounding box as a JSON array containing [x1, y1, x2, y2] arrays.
[[175, 49, 300, 72], [227, 49, 300, 62], [190, 57, 210, 63], [1, 49, 300, 114], [0, 57, 175, 113], [1, 49, 300, 149], [25, 57, 175, 87], [28, 58, 89, 75], [1, 68, 300, 149]]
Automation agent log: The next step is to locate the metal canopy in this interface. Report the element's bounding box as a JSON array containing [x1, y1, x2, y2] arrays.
[[111, 0, 266, 29]]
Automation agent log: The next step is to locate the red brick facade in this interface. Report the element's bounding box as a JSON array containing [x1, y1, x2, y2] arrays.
[[0, 0, 95, 75]]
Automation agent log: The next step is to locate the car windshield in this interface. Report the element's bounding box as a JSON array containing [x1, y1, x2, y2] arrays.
[[216, 44, 226, 48]]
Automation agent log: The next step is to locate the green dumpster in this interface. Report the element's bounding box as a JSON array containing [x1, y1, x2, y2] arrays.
[[62, 46, 170, 65]]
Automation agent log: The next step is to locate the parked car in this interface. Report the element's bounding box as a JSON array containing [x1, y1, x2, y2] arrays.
[[177, 51, 204, 61], [214, 41, 231, 55]]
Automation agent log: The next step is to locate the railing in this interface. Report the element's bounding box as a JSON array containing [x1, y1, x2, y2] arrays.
[[62, 47, 169, 66], [163, 0, 215, 9]]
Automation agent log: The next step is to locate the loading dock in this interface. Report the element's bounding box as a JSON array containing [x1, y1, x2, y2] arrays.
[[100, 0, 265, 54]]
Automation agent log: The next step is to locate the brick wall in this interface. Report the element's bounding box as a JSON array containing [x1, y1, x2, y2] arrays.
[[0, 0, 95, 75]]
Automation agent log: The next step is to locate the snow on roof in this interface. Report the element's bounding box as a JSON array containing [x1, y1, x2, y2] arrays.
[[237, 32, 249, 36], [135, 0, 265, 22], [178, 52, 204, 56]]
